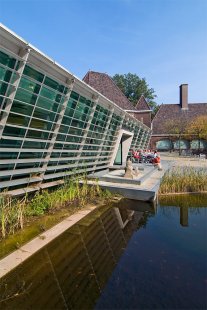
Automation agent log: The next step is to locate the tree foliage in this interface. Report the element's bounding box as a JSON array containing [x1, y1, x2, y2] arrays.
[[164, 115, 207, 153], [112, 73, 157, 113], [164, 118, 188, 136], [186, 115, 207, 140], [164, 118, 188, 155]]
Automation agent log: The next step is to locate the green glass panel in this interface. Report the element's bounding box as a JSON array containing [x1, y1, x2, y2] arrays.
[[67, 99, 77, 109], [30, 119, 53, 131], [63, 87, 68, 95], [19, 152, 44, 159], [66, 136, 81, 143], [0, 95, 4, 108], [16, 163, 41, 169], [10, 72, 19, 84], [54, 114, 59, 123], [0, 66, 12, 82], [15, 88, 37, 105], [91, 118, 96, 125], [79, 96, 86, 104], [59, 125, 68, 134], [86, 99, 92, 107], [19, 77, 40, 94], [33, 107, 56, 122], [26, 129, 49, 140], [70, 91, 79, 101], [51, 102, 59, 113], [0, 138, 22, 148], [0, 51, 16, 69], [11, 100, 34, 116], [23, 65, 44, 83], [65, 108, 75, 118], [50, 152, 61, 158], [7, 113, 30, 127], [44, 76, 58, 90], [6, 85, 15, 97], [58, 84, 64, 93], [44, 76, 64, 93], [36, 96, 53, 111], [62, 116, 72, 126], [73, 111, 83, 120], [0, 176, 11, 183], [40, 86, 56, 100], [68, 128, 83, 136], [23, 141, 47, 149], [0, 164, 15, 171], [55, 93, 62, 103], [54, 143, 63, 149], [44, 170, 56, 175], [15, 61, 20, 71], [75, 104, 86, 113], [84, 107, 90, 114], [0, 152, 18, 159], [0, 81, 8, 95], [48, 161, 58, 167], [3, 125, 26, 137], [56, 134, 66, 142], [71, 119, 85, 128]]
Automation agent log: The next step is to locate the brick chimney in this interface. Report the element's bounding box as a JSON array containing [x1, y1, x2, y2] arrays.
[[180, 84, 188, 110]]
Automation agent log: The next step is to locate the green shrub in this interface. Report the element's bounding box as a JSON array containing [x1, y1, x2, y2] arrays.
[[0, 174, 111, 239]]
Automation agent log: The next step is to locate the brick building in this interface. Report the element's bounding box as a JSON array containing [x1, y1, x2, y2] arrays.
[[83, 72, 207, 152], [151, 84, 207, 151], [83, 71, 152, 128]]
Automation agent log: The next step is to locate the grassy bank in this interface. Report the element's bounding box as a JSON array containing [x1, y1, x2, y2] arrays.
[[0, 176, 112, 240], [159, 166, 207, 194]]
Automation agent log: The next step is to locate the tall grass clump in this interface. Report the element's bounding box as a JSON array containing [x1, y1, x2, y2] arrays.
[[0, 196, 27, 238], [0, 174, 112, 239], [159, 166, 207, 194]]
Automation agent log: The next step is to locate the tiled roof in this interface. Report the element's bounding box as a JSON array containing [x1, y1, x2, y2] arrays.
[[152, 103, 207, 134], [136, 95, 151, 111], [83, 71, 136, 110]]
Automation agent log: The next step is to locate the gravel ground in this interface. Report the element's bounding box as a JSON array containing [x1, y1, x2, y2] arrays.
[[160, 152, 207, 168]]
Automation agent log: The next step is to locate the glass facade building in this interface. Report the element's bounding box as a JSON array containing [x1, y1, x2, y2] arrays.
[[0, 25, 151, 195]]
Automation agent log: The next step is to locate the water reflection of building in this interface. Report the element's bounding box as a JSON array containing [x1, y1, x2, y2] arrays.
[[180, 206, 188, 227], [0, 202, 153, 309]]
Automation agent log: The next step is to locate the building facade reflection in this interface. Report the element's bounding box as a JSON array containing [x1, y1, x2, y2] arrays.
[[0, 201, 153, 309]]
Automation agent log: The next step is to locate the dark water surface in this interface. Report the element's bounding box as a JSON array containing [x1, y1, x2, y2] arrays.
[[0, 194, 207, 309]]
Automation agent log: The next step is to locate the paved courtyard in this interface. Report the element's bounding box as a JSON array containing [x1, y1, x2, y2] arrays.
[[160, 152, 207, 168]]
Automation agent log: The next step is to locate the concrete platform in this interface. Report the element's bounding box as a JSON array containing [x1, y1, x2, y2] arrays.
[[85, 161, 173, 202], [100, 165, 157, 185]]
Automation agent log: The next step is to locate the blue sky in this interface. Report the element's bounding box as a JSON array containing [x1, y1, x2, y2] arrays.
[[1, 0, 207, 105]]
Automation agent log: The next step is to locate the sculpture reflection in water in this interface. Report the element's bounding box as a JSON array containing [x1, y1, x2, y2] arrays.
[[0, 200, 154, 310]]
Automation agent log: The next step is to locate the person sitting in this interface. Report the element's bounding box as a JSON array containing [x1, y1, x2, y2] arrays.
[[153, 156, 162, 170], [132, 150, 140, 163]]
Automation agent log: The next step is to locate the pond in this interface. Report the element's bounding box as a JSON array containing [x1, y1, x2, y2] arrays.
[[0, 194, 206, 309]]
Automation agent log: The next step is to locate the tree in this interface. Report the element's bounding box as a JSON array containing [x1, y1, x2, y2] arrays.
[[164, 118, 188, 155], [186, 115, 207, 150], [112, 73, 158, 115]]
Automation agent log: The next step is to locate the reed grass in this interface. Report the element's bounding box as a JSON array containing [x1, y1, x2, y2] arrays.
[[159, 166, 207, 194], [0, 175, 112, 239]]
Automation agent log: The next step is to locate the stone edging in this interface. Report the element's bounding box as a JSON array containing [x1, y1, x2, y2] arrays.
[[159, 191, 207, 196], [0, 206, 96, 279]]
